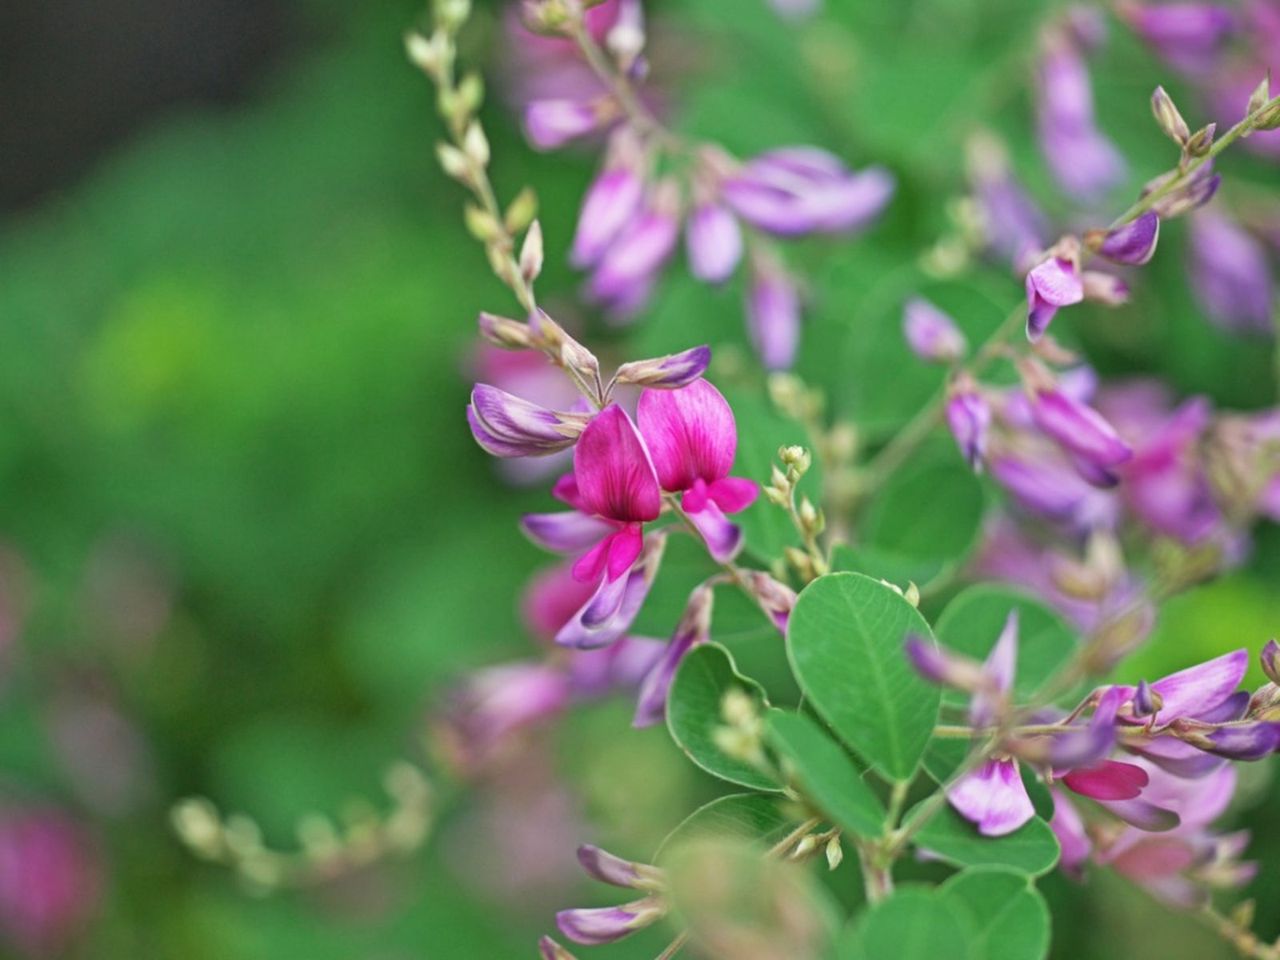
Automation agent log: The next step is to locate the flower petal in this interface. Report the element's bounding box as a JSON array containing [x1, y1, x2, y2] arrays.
[[636, 380, 738, 492], [947, 758, 1036, 837], [1063, 759, 1149, 800], [573, 406, 662, 524]]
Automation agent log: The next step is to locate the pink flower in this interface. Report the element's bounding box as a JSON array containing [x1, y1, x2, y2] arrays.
[[568, 406, 663, 583], [637, 380, 759, 562], [1025, 256, 1084, 341]]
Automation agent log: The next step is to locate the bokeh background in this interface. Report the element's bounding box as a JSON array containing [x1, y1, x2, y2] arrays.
[[2, 0, 1278, 956]]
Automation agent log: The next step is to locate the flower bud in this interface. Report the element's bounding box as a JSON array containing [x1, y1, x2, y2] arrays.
[[1247, 74, 1272, 120], [1133, 679, 1163, 718], [747, 258, 802, 371], [824, 835, 843, 870], [477, 311, 534, 349], [539, 936, 580, 960], [1262, 639, 1280, 686], [1185, 123, 1216, 158], [1093, 211, 1160, 265], [903, 297, 967, 363], [557, 897, 667, 945], [462, 121, 489, 168], [946, 382, 991, 472], [903, 634, 986, 691], [686, 204, 744, 284], [436, 142, 472, 182], [524, 99, 610, 151], [613, 346, 711, 389], [520, 220, 544, 282], [467, 385, 589, 458], [530, 310, 602, 385], [1025, 250, 1084, 341], [744, 571, 797, 633], [1151, 86, 1190, 145]]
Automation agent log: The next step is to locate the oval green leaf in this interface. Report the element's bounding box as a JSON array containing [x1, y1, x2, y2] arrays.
[[668, 643, 780, 791], [656, 792, 796, 860], [786, 572, 940, 782], [910, 804, 1060, 877], [766, 710, 886, 839], [941, 867, 1051, 960], [839, 887, 972, 960]]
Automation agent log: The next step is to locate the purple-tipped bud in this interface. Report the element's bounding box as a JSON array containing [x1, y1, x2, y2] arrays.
[[614, 346, 711, 389], [467, 385, 590, 458], [572, 167, 646, 268], [556, 897, 666, 945], [1048, 686, 1125, 769], [903, 298, 967, 363], [477, 311, 535, 349], [1151, 86, 1191, 145], [576, 844, 664, 890], [744, 571, 797, 634], [904, 634, 986, 690], [525, 99, 609, 151], [632, 583, 715, 727], [686, 203, 744, 284], [1031, 388, 1133, 473], [1026, 255, 1084, 341], [1097, 212, 1161, 265], [1144, 163, 1221, 219], [539, 936, 579, 960], [946, 387, 991, 472], [1188, 210, 1274, 335], [1082, 271, 1130, 306], [1134, 679, 1163, 718], [1262, 640, 1280, 686], [747, 261, 802, 371], [1201, 722, 1280, 760]]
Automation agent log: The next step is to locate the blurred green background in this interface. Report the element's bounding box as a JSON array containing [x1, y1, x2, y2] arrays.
[[1, 0, 1277, 956]]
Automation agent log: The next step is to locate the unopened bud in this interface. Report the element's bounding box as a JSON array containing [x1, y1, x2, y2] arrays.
[[520, 220, 544, 281], [464, 205, 502, 243], [1185, 123, 1216, 158], [456, 71, 484, 115], [1231, 899, 1256, 932], [824, 835, 844, 871], [1132, 679, 1163, 718], [791, 835, 817, 860], [1247, 74, 1272, 120], [435, 0, 471, 32], [1151, 86, 1190, 145], [462, 121, 489, 167], [903, 581, 920, 607], [436, 142, 472, 182], [405, 31, 446, 75], [505, 186, 539, 234], [1262, 639, 1280, 686], [797, 497, 820, 531]]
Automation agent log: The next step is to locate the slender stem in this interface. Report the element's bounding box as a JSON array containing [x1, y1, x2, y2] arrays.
[[655, 932, 690, 960], [1199, 905, 1280, 960]]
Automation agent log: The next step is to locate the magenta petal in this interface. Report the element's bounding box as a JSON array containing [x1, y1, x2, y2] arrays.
[[1062, 760, 1149, 800], [947, 758, 1036, 837], [686, 501, 744, 563], [573, 406, 662, 523], [1100, 798, 1181, 832], [636, 380, 737, 493], [707, 476, 758, 514], [572, 537, 611, 584], [572, 168, 645, 268], [606, 525, 645, 581], [1025, 257, 1083, 340], [1032, 389, 1133, 469], [1150, 649, 1248, 719], [1099, 212, 1160, 265]]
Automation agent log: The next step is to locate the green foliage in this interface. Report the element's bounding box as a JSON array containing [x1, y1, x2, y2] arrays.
[[786, 572, 940, 782], [765, 710, 885, 838], [667, 643, 780, 791], [839, 886, 972, 960], [910, 804, 1060, 877], [942, 867, 1052, 960], [657, 792, 797, 859]]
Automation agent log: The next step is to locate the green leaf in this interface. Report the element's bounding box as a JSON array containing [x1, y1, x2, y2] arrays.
[[668, 643, 780, 791], [839, 887, 972, 960], [934, 586, 1079, 706], [942, 867, 1051, 960], [910, 804, 1060, 877], [657, 792, 796, 859], [835, 448, 985, 588], [765, 710, 886, 839], [785, 572, 940, 782]]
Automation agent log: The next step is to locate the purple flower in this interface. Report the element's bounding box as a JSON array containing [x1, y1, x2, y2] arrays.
[[722, 147, 894, 236], [946, 387, 991, 471], [1097, 212, 1161, 265], [632, 583, 714, 727], [1119, 1, 1238, 75], [744, 571, 797, 633], [1188, 210, 1274, 335], [747, 259, 802, 371], [467, 385, 590, 458], [572, 166, 646, 268], [903, 634, 987, 691], [685, 203, 744, 284], [637, 380, 758, 562], [1030, 388, 1133, 480], [949, 758, 1036, 837], [1035, 36, 1126, 200], [586, 183, 681, 316], [990, 453, 1115, 526], [436, 662, 572, 773], [1025, 256, 1084, 341], [554, 844, 666, 945], [525, 99, 609, 151], [568, 406, 663, 584], [967, 134, 1048, 268], [556, 531, 667, 649], [903, 298, 967, 363], [0, 806, 101, 958], [1143, 162, 1221, 219]]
